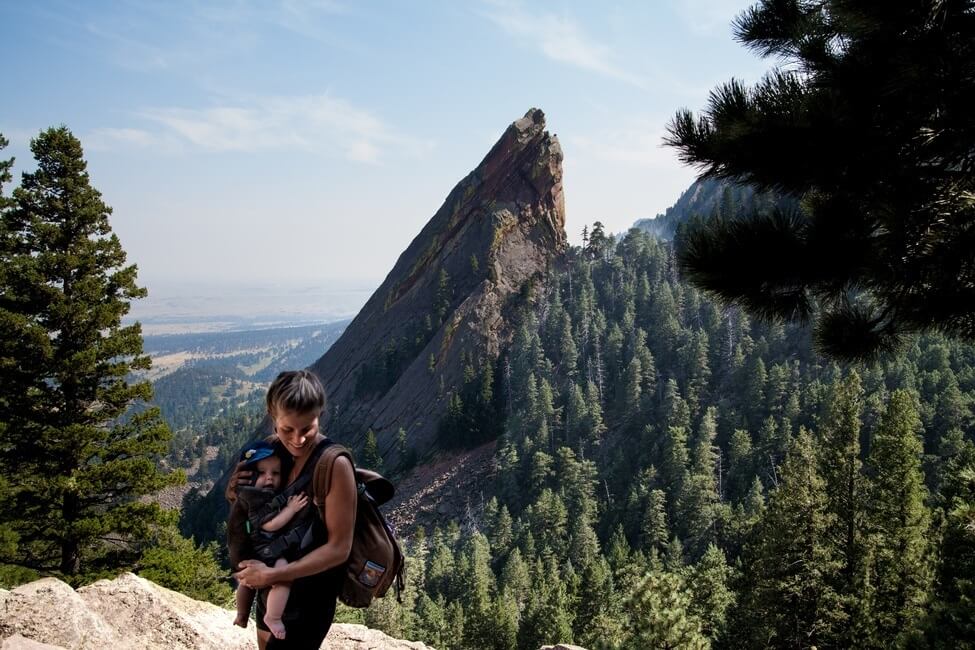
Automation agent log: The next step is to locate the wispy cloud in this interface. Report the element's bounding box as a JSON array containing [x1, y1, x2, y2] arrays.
[[87, 94, 433, 164], [480, 1, 645, 87], [192, 0, 351, 46], [671, 0, 747, 36], [78, 1, 355, 73]]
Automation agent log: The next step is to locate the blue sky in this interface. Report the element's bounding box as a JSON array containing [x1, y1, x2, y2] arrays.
[[1, 0, 769, 293]]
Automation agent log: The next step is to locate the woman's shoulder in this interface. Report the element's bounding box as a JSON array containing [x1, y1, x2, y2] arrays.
[[311, 444, 355, 498]]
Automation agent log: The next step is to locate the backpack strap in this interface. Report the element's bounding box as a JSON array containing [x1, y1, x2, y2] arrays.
[[312, 444, 357, 510]]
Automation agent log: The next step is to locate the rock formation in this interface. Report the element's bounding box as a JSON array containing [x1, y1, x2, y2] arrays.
[[0, 573, 432, 650], [313, 108, 566, 461]]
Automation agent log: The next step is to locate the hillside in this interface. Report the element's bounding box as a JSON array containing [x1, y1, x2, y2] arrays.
[[632, 178, 795, 241]]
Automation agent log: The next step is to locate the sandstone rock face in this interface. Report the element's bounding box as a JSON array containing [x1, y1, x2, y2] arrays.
[[0, 574, 432, 650], [313, 108, 566, 461]]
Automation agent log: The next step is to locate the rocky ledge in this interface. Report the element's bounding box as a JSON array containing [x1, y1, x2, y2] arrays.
[[0, 573, 432, 650]]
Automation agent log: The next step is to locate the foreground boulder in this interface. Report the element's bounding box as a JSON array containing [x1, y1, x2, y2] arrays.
[[0, 574, 432, 650]]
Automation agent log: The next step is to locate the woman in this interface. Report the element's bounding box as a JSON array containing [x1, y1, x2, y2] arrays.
[[228, 370, 356, 650]]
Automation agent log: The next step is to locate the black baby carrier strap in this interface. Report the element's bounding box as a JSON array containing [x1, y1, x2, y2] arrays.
[[253, 438, 333, 563]]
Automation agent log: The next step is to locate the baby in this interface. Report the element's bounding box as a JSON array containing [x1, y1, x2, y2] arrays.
[[228, 441, 307, 640]]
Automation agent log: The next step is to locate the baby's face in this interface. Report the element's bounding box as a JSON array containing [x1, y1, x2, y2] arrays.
[[253, 456, 282, 490]]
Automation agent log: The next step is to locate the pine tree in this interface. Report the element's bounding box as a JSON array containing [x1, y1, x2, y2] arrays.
[[582, 380, 606, 450], [499, 547, 530, 610], [727, 428, 754, 502], [415, 593, 448, 650], [362, 428, 384, 471], [737, 428, 843, 648], [683, 408, 722, 558], [923, 460, 975, 648], [641, 488, 669, 558], [457, 533, 496, 649], [490, 588, 519, 650], [565, 383, 588, 452], [864, 390, 932, 645], [0, 127, 179, 578], [518, 556, 574, 650], [818, 371, 869, 643], [687, 543, 735, 644], [666, 1, 975, 359], [136, 526, 231, 605], [575, 555, 622, 648], [621, 568, 710, 650]]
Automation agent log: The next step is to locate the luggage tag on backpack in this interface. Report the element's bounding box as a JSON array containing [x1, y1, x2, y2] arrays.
[[357, 560, 386, 588]]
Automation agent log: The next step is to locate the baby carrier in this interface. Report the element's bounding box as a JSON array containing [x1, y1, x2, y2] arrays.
[[239, 438, 405, 607]]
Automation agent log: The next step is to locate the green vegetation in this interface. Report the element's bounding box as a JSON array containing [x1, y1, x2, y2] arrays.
[[361, 225, 975, 649], [0, 128, 181, 581], [665, 0, 975, 361]]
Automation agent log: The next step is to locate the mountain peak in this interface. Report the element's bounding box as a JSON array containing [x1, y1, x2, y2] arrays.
[[314, 109, 566, 460]]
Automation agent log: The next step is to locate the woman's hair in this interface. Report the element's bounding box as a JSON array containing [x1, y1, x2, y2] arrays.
[[266, 370, 327, 417]]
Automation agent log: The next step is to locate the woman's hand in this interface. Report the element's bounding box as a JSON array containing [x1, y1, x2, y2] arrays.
[[224, 460, 253, 502], [234, 559, 277, 589]]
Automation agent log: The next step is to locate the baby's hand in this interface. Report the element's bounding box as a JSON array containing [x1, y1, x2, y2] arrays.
[[285, 493, 308, 514]]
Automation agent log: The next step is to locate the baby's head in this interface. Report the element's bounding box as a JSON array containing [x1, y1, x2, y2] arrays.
[[253, 455, 283, 491], [239, 440, 283, 490]]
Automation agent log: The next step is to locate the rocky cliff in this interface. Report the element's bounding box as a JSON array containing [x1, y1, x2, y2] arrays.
[[0, 573, 432, 650], [314, 108, 566, 461]]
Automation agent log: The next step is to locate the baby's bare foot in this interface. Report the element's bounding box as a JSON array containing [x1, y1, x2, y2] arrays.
[[233, 615, 248, 628], [265, 615, 286, 640]]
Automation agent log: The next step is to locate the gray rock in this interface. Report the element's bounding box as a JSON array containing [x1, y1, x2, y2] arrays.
[[312, 108, 566, 462], [0, 574, 433, 650]]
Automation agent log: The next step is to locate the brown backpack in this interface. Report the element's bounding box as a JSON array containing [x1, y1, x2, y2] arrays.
[[313, 444, 405, 608]]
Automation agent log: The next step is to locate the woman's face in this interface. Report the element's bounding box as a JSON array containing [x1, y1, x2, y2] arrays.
[[274, 409, 320, 459]]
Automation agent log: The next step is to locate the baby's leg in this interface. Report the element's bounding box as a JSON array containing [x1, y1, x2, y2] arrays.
[[263, 558, 292, 640], [234, 584, 255, 628]]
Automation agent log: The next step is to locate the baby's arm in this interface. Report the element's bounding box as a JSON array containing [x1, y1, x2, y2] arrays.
[[261, 494, 308, 532]]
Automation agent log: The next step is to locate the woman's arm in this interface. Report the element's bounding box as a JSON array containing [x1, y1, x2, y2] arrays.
[[234, 455, 356, 586]]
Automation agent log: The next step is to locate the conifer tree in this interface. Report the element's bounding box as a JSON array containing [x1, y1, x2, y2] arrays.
[[490, 589, 519, 650], [641, 488, 669, 558], [575, 555, 622, 648], [0, 135, 19, 562], [362, 428, 384, 471], [819, 371, 869, 642], [687, 543, 735, 644], [683, 408, 722, 558], [499, 547, 530, 610], [414, 593, 448, 650], [737, 428, 842, 648], [518, 556, 574, 650], [582, 380, 606, 450], [726, 429, 754, 502], [865, 390, 932, 645], [621, 568, 710, 650], [0, 127, 179, 578], [457, 533, 496, 649], [666, 0, 975, 359]]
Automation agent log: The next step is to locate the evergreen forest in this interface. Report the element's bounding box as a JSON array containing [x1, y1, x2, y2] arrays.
[[349, 220, 975, 649]]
